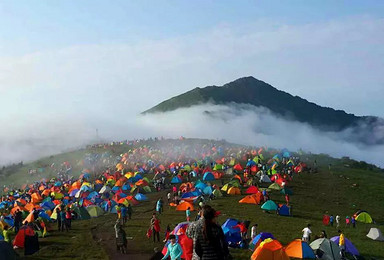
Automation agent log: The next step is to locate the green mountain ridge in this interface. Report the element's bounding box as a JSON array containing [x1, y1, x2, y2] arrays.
[[143, 76, 384, 144]]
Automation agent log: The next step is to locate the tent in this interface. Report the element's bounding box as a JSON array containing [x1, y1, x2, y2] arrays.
[[212, 189, 223, 198], [355, 211, 373, 224], [171, 176, 182, 184], [277, 204, 290, 216], [246, 186, 260, 194], [227, 187, 241, 195], [202, 172, 215, 181], [261, 200, 278, 211], [86, 205, 104, 218], [203, 186, 213, 195], [221, 184, 230, 192], [268, 183, 282, 191], [134, 193, 148, 201], [310, 238, 341, 260], [239, 195, 261, 205], [176, 201, 194, 211], [0, 241, 19, 260], [251, 239, 290, 260], [260, 175, 271, 183], [249, 232, 274, 250], [233, 164, 243, 171], [13, 225, 35, 248], [330, 236, 359, 256], [162, 222, 193, 260], [221, 218, 242, 247], [285, 239, 315, 259], [367, 227, 384, 241], [99, 186, 111, 194]]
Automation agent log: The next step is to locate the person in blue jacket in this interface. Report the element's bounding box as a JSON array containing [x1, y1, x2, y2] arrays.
[[162, 234, 183, 260]]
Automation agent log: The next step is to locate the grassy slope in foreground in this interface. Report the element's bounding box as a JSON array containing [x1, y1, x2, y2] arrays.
[[17, 151, 384, 260]]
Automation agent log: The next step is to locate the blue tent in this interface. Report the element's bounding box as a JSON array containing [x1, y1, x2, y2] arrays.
[[195, 182, 207, 190], [171, 176, 182, 184], [38, 211, 51, 221], [111, 186, 120, 191], [80, 185, 93, 192], [40, 201, 55, 210], [203, 186, 213, 195], [221, 218, 242, 247], [122, 184, 131, 191], [246, 160, 256, 167], [278, 204, 291, 216], [203, 172, 215, 181], [3, 215, 14, 227], [182, 192, 197, 198], [135, 193, 148, 201], [87, 191, 99, 200], [69, 189, 79, 197]]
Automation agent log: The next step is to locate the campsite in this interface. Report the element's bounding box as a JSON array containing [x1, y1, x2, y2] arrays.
[[1, 138, 383, 259]]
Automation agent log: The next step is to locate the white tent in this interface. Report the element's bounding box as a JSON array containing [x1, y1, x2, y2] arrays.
[[367, 228, 384, 241], [260, 174, 271, 183], [99, 185, 111, 194]]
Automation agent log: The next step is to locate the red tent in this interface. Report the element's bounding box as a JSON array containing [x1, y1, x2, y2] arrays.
[[13, 226, 35, 248], [246, 186, 260, 194]]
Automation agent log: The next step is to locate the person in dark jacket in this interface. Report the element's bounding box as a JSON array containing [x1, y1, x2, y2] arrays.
[[195, 207, 230, 260]]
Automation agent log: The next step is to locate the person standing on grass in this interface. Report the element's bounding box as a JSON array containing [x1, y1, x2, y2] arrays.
[[167, 192, 172, 203], [338, 230, 345, 259], [150, 213, 161, 243], [251, 224, 258, 240], [127, 203, 132, 220], [330, 215, 334, 227], [60, 208, 68, 232], [56, 208, 62, 231], [186, 207, 191, 222], [351, 216, 356, 228], [336, 215, 340, 228], [302, 224, 312, 242], [121, 205, 127, 224], [162, 234, 183, 260]]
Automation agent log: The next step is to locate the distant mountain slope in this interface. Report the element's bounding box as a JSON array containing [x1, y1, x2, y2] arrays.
[[143, 76, 382, 133]]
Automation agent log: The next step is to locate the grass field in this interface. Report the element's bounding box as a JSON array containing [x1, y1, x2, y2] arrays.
[[2, 140, 383, 260]]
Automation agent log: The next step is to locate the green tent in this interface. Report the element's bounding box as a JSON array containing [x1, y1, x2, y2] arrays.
[[228, 180, 240, 188], [261, 200, 278, 211], [86, 205, 103, 218], [212, 189, 223, 198], [78, 206, 91, 220], [355, 212, 373, 223], [213, 164, 223, 171], [310, 238, 341, 260], [268, 183, 282, 191], [143, 186, 151, 193]]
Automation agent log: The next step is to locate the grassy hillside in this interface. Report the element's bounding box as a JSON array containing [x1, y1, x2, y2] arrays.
[[4, 139, 382, 260]]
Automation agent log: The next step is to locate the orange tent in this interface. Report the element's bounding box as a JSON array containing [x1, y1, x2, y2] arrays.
[[24, 203, 35, 212], [213, 172, 223, 179], [284, 239, 316, 259], [176, 201, 194, 211], [11, 206, 24, 215], [42, 189, 51, 196], [23, 211, 34, 224], [239, 195, 259, 204], [31, 193, 43, 204], [251, 239, 290, 260], [227, 187, 241, 195], [14, 198, 27, 207]]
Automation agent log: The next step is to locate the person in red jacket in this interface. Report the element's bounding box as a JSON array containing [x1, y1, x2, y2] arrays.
[[232, 221, 247, 241]]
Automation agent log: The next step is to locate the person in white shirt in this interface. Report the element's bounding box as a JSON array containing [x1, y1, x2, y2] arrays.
[[302, 224, 312, 242], [251, 224, 258, 239], [336, 215, 341, 228]]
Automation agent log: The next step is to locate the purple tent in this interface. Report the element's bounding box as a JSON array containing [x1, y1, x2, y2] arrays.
[[330, 236, 359, 256]]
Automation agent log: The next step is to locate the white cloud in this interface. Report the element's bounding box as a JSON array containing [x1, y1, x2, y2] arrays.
[[0, 16, 383, 164]]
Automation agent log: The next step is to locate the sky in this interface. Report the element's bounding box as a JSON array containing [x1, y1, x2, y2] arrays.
[[0, 1, 384, 165]]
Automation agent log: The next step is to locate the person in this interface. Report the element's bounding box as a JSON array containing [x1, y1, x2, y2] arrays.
[[159, 197, 164, 213], [121, 205, 127, 224], [251, 224, 258, 240], [156, 199, 162, 215], [167, 192, 172, 203], [2, 226, 14, 243], [162, 234, 183, 260], [329, 215, 334, 227], [302, 224, 312, 242], [163, 224, 171, 242], [56, 208, 62, 231], [186, 207, 191, 222], [195, 206, 229, 260], [114, 220, 127, 254], [319, 230, 327, 238], [336, 215, 340, 228], [338, 230, 345, 259], [150, 247, 164, 260], [107, 199, 112, 212], [65, 207, 72, 229], [187, 205, 211, 260], [14, 209, 23, 233], [150, 213, 161, 243], [351, 216, 356, 228], [127, 204, 132, 220], [232, 221, 247, 241], [345, 216, 350, 227], [60, 209, 68, 232], [285, 194, 290, 206]]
